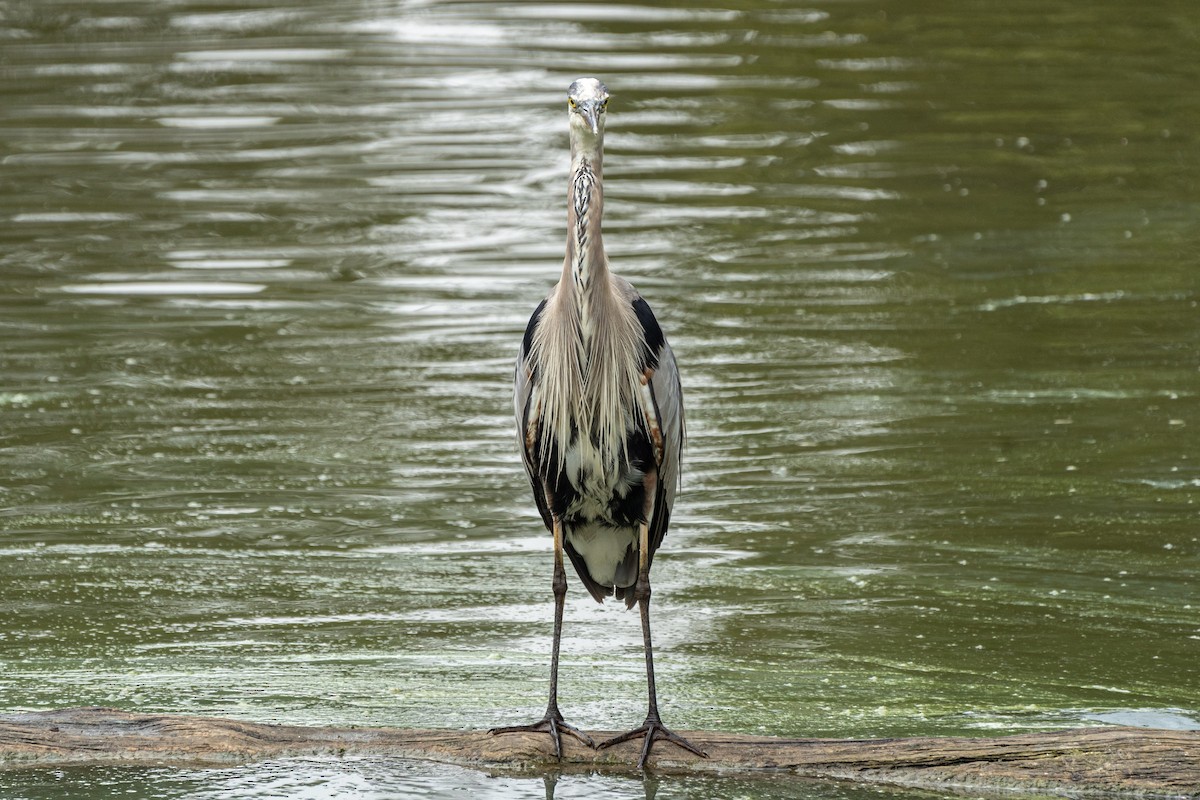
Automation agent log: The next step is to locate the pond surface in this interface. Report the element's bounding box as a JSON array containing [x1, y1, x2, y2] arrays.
[[1, 0, 1197, 796], [0, 758, 943, 800]]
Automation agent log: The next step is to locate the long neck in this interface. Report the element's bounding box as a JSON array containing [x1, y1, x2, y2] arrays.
[[536, 125, 642, 471], [563, 132, 606, 295]]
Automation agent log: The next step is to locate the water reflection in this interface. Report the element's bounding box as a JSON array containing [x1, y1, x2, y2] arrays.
[[1, 3, 1197, 799], [0, 758, 945, 800]]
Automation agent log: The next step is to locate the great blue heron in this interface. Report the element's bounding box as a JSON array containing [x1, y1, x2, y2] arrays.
[[489, 78, 706, 769]]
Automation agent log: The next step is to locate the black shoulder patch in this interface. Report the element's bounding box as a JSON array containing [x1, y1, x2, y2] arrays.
[[521, 298, 547, 357], [632, 296, 665, 370]]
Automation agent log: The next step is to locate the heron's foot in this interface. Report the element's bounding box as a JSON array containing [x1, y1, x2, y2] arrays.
[[489, 714, 596, 759], [597, 715, 708, 769]]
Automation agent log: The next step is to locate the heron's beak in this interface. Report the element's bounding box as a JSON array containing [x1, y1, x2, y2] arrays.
[[582, 105, 601, 136]]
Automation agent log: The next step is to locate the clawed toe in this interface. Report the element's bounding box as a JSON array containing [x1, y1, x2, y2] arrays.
[[490, 716, 596, 758], [597, 717, 708, 769]]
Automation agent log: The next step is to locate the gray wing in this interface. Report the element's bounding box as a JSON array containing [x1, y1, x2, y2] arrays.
[[628, 293, 684, 559], [515, 298, 551, 530], [647, 339, 684, 556]]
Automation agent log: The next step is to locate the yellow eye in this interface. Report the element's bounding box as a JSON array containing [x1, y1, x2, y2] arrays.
[[568, 97, 577, 109]]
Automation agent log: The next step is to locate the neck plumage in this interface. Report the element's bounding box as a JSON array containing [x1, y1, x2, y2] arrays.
[[534, 126, 641, 474], [563, 134, 606, 301]]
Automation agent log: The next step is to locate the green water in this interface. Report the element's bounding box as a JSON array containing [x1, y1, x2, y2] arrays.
[[0, 760, 945, 800], [1, 0, 1197, 796]]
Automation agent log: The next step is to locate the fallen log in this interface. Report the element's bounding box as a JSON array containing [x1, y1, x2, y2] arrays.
[[1, 707, 1197, 797]]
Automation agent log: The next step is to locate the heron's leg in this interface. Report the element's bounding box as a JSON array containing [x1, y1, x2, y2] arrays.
[[490, 515, 595, 756], [597, 475, 707, 769]]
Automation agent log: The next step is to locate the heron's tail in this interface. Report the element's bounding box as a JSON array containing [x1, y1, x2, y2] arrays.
[[563, 538, 639, 608]]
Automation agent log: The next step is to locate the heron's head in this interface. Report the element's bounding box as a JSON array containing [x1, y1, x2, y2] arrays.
[[567, 78, 609, 138]]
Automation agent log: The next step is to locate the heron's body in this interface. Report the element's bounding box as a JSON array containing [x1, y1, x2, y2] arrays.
[[492, 78, 702, 769], [519, 261, 681, 604]]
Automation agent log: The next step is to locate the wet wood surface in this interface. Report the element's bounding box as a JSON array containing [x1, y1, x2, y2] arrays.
[[1, 707, 1197, 796]]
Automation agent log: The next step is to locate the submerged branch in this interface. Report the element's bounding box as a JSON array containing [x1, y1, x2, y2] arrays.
[[1, 708, 1197, 796]]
